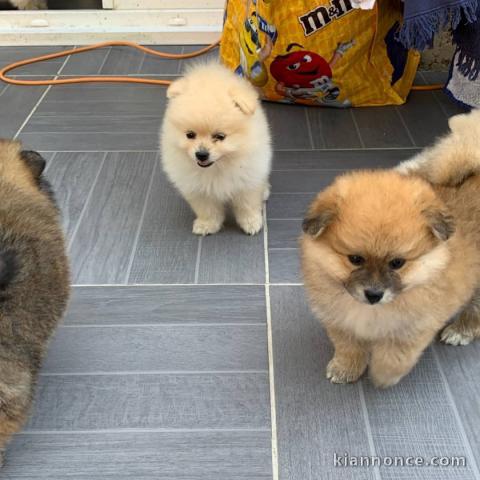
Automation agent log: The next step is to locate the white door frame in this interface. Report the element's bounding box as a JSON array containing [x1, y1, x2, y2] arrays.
[[0, 6, 224, 45]]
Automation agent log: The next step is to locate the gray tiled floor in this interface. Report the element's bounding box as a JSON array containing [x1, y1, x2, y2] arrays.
[[0, 45, 477, 480]]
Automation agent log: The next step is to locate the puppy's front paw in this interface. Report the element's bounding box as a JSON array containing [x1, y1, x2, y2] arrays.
[[192, 218, 222, 236], [440, 324, 474, 346], [326, 358, 364, 384], [237, 212, 263, 236]]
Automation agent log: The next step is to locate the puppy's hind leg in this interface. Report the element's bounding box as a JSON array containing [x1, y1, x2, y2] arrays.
[[184, 193, 225, 236], [232, 185, 266, 235], [441, 293, 480, 346]]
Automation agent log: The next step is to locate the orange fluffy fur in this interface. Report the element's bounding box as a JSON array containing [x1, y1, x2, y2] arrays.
[[301, 110, 480, 387]]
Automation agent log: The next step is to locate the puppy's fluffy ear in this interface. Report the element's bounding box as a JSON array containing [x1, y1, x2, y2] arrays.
[[167, 78, 188, 99], [20, 150, 46, 179], [302, 210, 336, 237], [302, 192, 337, 238], [423, 208, 455, 241], [229, 84, 258, 115]]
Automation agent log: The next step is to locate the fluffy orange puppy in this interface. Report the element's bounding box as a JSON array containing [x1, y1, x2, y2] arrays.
[[301, 111, 480, 388]]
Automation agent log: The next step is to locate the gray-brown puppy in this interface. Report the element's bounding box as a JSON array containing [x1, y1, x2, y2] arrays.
[[0, 140, 69, 463]]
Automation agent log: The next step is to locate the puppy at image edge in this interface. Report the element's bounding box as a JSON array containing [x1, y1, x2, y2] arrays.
[[160, 62, 272, 236], [301, 109, 480, 388]]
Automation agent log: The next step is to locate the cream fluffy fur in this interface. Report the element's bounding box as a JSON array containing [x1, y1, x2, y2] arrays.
[[160, 62, 272, 236]]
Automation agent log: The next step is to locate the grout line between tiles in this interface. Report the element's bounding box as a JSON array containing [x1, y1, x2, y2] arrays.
[[358, 381, 382, 480], [349, 109, 366, 149], [96, 46, 111, 75], [20, 427, 271, 435], [59, 322, 267, 328], [304, 108, 315, 150], [268, 218, 302, 221], [97, 47, 113, 74], [432, 346, 480, 480], [71, 282, 264, 287], [177, 45, 186, 74], [394, 106, 417, 147], [136, 51, 148, 75], [43, 151, 58, 175], [263, 205, 279, 480], [40, 369, 269, 377], [67, 152, 107, 252], [124, 160, 158, 284], [13, 53, 72, 140], [432, 90, 450, 119], [194, 237, 203, 284], [68, 282, 303, 287], [0, 83, 9, 99]]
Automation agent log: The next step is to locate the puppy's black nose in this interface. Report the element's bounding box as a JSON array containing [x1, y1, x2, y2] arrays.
[[195, 150, 210, 161], [364, 289, 384, 305]]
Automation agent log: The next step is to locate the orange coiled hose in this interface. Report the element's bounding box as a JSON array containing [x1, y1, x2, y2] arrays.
[[0, 40, 220, 86]]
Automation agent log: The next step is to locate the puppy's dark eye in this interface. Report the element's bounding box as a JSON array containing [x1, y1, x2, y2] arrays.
[[186, 131, 196, 139], [348, 255, 365, 266], [389, 258, 406, 270], [212, 132, 226, 142]]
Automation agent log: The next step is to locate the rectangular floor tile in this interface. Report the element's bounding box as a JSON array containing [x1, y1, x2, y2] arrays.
[[18, 132, 159, 151], [352, 107, 414, 148], [434, 341, 480, 472], [272, 149, 416, 170], [0, 83, 49, 138], [60, 47, 110, 75], [6, 431, 272, 479], [307, 108, 362, 149], [0, 46, 67, 75], [268, 220, 300, 249], [128, 167, 198, 284], [398, 91, 449, 147], [99, 46, 146, 75], [43, 83, 167, 103], [197, 221, 265, 284], [23, 115, 160, 134], [138, 45, 183, 75], [264, 103, 312, 150], [179, 45, 220, 72], [44, 152, 105, 241], [434, 90, 470, 119], [270, 286, 375, 480], [26, 373, 270, 430], [271, 170, 338, 193], [267, 193, 314, 220], [421, 72, 471, 118], [43, 324, 268, 373], [66, 285, 266, 325], [363, 348, 477, 479], [35, 99, 164, 116], [268, 250, 301, 284], [69, 152, 155, 284]]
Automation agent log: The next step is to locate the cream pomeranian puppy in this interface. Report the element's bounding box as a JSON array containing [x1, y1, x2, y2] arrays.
[[160, 62, 272, 236], [301, 109, 480, 388]]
